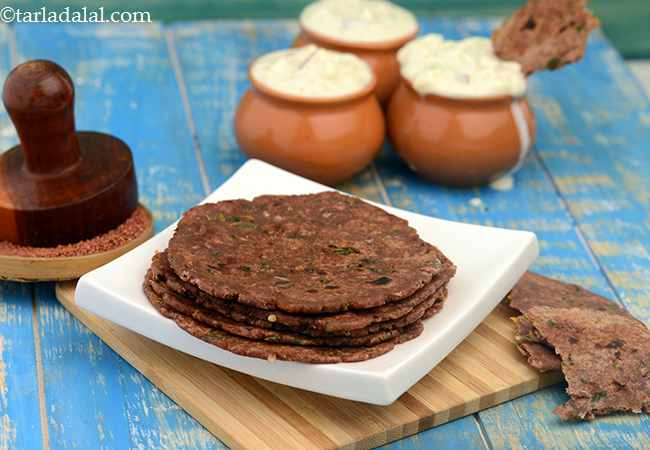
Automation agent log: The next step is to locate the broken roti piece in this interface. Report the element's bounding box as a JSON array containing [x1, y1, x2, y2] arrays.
[[492, 0, 599, 74], [508, 272, 650, 420], [517, 340, 562, 373]]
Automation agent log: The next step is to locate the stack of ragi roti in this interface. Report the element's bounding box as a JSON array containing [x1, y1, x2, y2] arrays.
[[143, 191, 456, 363]]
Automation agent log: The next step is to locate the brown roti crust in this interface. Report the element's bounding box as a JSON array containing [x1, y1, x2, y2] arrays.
[[527, 306, 650, 420], [492, 0, 599, 74], [512, 315, 562, 371], [517, 341, 561, 372], [167, 192, 454, 313], [509, 272, 631, 317], [196, 291, 443, 338], [421, 301, 444, 320], [152, 251, 452, 336], [509, 272, 650, 420], [513, 315, 545, 343], [145, 282, 424, 363], [147, 272, 423, 348]]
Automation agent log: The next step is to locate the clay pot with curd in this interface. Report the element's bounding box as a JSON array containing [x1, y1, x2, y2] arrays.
[[234, 45, 385, 185], [294, 0, 418, 104], [388, 34, 536, 187]]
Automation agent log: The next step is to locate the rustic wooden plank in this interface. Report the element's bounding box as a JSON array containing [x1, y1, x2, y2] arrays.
[[376, 417, 486, 450], [168, 19, 389, 202], [167, 20, 291, 190], [170, 17, 650, 449], [169, 19, 488, 448], [168, 19, 388, 200], [379, 18, 615, 291], [479, 386, 650, 450], [58, 279, 555, 450], [13, 22, 225, 450], [529, 31, 650, 325], [0, 281, 43, 450], [476, 29, 650, 449], [0, 23, 44, 450], [5, 0, 650, 57], [4, 16, 647, 450], [34, 283, 134, 450], [372, 18, 650, 449], [628, 62, 650, 96]]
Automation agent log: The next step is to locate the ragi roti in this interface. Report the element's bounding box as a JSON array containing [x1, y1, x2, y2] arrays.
[[508, 272, 650, 420], [492, 0, 599, 74], [167, 192, 453, 313], [146, 271, 429, 348], [145, 282, 424, 364], [152, 251, 453, 335]]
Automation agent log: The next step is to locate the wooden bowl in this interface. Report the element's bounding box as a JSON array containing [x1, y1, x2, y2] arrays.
[[0, 205, 154, 282]]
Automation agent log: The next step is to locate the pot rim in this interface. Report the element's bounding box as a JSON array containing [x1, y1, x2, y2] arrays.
[[247, 65, 377, 105], [400, 76, 527, 104], [299, 23, 419, 51]]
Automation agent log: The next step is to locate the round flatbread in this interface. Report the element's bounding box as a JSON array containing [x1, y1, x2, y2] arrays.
[[509, 272, 650, 420], [147, 273, 416, 347], [145, 282, 423, 363], [167, 192, 451, 313], [152, 251, 452, 336]]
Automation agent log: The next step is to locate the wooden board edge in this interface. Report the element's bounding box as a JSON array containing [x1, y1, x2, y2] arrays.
[[56, 281, 253, 450], [350, 374, 562, 450], [55, 282, 563, 450]]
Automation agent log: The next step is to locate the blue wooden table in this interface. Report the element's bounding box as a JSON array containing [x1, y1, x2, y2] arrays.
[[0, 18, 649, 450]]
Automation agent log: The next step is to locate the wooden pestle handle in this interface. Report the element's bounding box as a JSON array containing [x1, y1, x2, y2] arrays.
[[2, 59, 81, 175]]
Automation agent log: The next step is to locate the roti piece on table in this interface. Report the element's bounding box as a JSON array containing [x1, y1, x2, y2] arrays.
[[515, 334, 562, 372], [492, 0, 599, 74], [508, 272, 650, 420]]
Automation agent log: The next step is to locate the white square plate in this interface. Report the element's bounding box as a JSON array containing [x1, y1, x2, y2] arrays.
[[76, 159, 538, 405]]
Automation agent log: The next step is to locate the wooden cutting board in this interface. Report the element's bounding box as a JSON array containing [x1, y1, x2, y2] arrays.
[[56, 282, 561, 450]]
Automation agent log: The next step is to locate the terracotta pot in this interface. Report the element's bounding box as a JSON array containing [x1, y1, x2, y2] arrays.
[[234, 72, 385, 186], [387, 79, 536, 187], [293, 28, 417, 105]]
